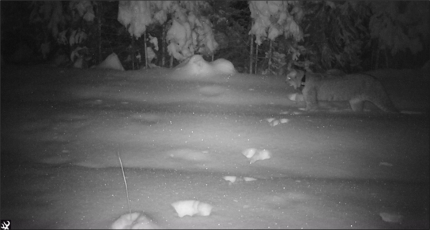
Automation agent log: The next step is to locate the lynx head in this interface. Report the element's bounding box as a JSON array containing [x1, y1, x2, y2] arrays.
[[285, 69, 305, 89]]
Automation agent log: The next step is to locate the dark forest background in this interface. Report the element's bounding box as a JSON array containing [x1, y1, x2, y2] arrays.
[[1, 1, 429, 74]]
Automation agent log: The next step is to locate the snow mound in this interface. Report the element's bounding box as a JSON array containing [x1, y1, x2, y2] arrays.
[[96, 53, 124, 71], [173, 55, 236, 80], [111, 212, 160, 229], [379, 212, 403, 223], [211, 58, 236, 75]]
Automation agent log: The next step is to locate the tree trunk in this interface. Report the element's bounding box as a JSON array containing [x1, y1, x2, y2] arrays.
[[384, 49, 389, 68], [131, 36, 135, 70], [249, 35, 253, 74], [144, 32, 148, 68], [161, 25, 166, 67], [375, 45, 380, 70], [268, 40, 273, 73], [255, 43, 259, 74], [95, 2, 102, 64]]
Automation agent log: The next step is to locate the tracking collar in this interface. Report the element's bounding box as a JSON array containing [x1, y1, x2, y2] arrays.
[[299, 72, 306, 91]]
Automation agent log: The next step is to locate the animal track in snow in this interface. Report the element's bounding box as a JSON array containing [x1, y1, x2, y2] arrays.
[[266, 117, 289, 126], [242, 148, 272, 164], [223, 176, 257, 185], [171, 200, 213, 218]]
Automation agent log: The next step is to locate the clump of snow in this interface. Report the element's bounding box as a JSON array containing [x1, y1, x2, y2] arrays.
[[175, 55, 211, 77], [244, 177, 257, 182], [242, 148, 272, 164], [266, 117, 289, 126], [70, 0, 95, 22], [223, 176, 237, 183], [242, 148, 258, 159], [173, 55, 236, 79], [223, 176, 257, 185], [167, 10, 218, 61], [96, 53, 124, 71], [171, 200, 213, 217], [116, 1, 217, 61], [249, 1, 303, 45], [280, 110, 303, 115], [111, 212, 160, 229], [167, 19, 193, 61], [117, 1, 152, 39]]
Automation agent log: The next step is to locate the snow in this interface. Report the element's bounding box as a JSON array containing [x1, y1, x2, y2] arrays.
[[249, 1, 303, 45], [173, 55, 236, 80], [166, 15, 218, 61], [1, 64, 429, 229], [96, 53, 125, 71], [111, 212, 160, 229], [73, 0, 95, 22], [171, 200, 213, 217], [117, 1, 152, 39], [116, 1, 217, 61]]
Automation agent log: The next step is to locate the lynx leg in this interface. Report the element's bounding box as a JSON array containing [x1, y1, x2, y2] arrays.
[[304, 89, 318, 111], [370, 97, 399, 113]]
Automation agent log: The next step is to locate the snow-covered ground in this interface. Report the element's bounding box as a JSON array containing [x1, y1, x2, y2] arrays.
[[1, 64, 429, 229]]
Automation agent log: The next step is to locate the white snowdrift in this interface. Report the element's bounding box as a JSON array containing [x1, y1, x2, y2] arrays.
[[111, 212, 160, 229], [173, 55, 236, 80], [96, 53, 125, 71]]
